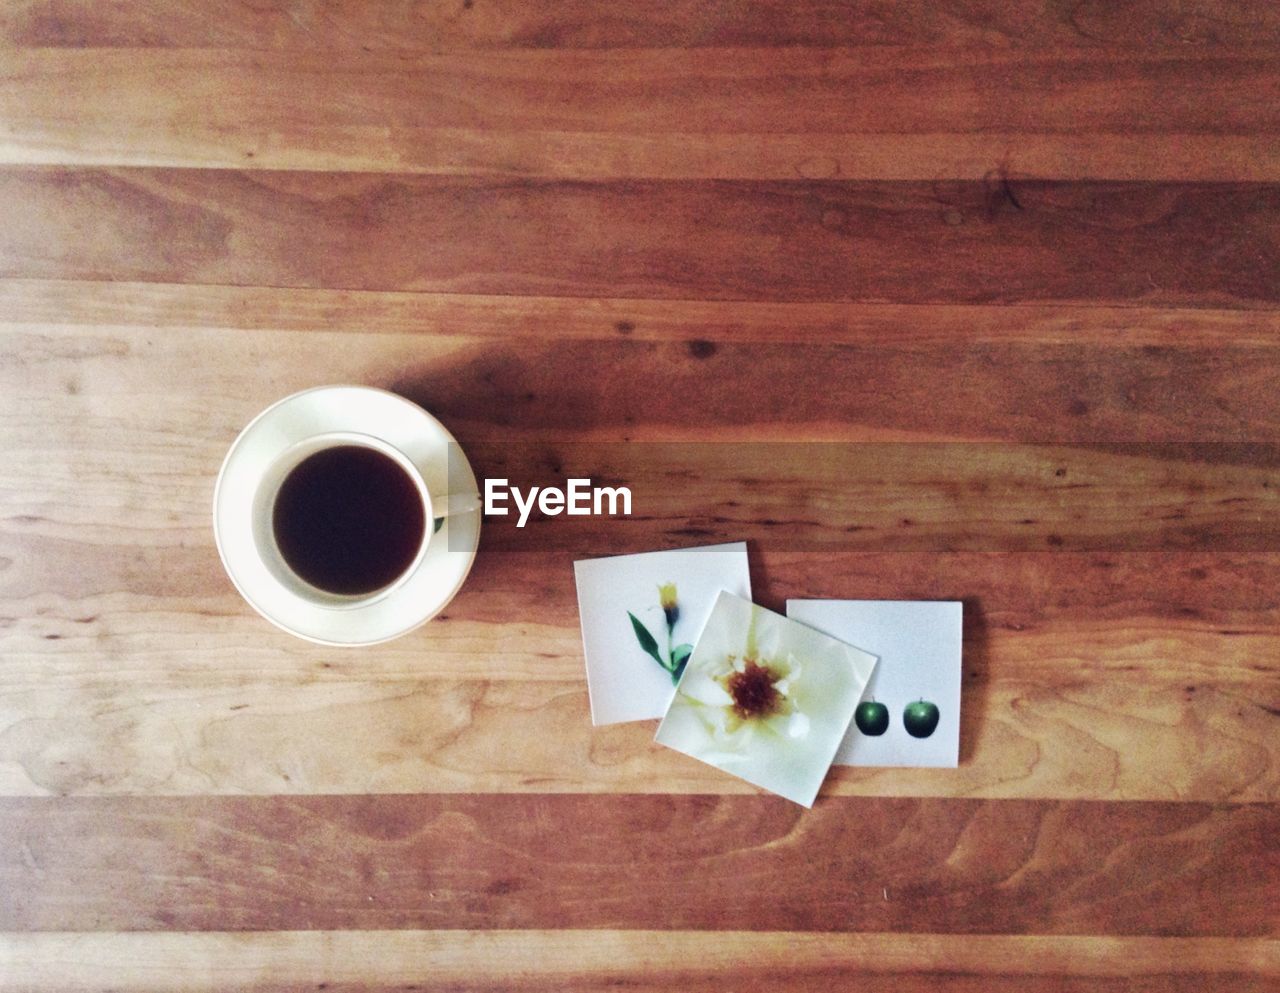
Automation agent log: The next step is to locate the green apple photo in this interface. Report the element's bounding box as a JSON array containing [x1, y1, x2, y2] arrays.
[[854, 699, 889, 736], [903, 699, 940, 738]]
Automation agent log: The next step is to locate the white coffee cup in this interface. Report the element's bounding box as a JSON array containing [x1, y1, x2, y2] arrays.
[[214, 386, 482, 646], [251, 430, 473, 609]]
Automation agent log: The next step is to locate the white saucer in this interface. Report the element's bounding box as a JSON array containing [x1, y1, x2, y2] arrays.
[[213, 386, 481, 646]]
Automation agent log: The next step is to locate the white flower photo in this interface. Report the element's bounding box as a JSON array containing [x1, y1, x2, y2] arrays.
[[655, 592, 877, 806]]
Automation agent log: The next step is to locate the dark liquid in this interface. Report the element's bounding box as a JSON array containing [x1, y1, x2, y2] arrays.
[[272, 445, 425, 596]]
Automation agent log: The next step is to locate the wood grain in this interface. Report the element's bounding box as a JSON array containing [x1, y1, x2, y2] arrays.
[[11, 432, 1278, 552], [3, 49, 1278, 178], [1, 0, 1277, 984], [0, 796, 1275, 935], [9, 353, 1280, 455], [5, 334, 1280, 559], [6, 128, 1280, 182], [11, 49, 1276, 135], [459, 443, 1280, 549], [1, 316, 1277, 801], [0, 667, 1275, 800], [5, 278, 1280, 345], [6, 0, 1280, 49], [6, 317, 1280, 444], [0, 171, 1277, 305], [2, 532, 1278, 800], [2, 931, 1277, 993], [2, 549, 1277, 680]]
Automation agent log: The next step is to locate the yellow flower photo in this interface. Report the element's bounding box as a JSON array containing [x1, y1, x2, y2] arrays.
[[574, 543, 752, 726]]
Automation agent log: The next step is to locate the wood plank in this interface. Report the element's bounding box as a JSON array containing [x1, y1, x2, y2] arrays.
[[6, 322, 1280, 443], [6, 279, 1280, 347], [1, 550, 1277, 682], [0, 796, 1274, 935], [2, 49, 1278, 179], [0, 668, 1275, 800], [5, 0, 1279, 49], [5, 322, 1279, 522], [10, 125, 1280, 182], [1, 551, 1277, 802], [0, 463, 1231, 560], [2, 401, 1279, 544], [463, 443, 1280, 549], [1, 931, 1276, 993], [7, 48, 1276, 135], [0, 171, 1277, 306]]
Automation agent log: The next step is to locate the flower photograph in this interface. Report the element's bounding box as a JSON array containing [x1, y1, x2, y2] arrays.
[[574, 543, 751, 725], [656, 591, 877, 806]]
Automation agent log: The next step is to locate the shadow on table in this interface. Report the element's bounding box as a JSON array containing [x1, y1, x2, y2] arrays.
[[959, 597, 990, 765], [745, 538, 783, 615]]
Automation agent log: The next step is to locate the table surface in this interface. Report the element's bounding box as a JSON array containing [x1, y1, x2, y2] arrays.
[[2, 2, 1278, 989]]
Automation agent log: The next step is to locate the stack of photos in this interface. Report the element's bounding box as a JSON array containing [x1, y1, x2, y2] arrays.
[[575, 545, 962, 806]]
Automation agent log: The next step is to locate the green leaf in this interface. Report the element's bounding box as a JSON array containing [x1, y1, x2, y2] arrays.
[[433, 517, 445, 534], [627, 611, 667, 668], [670, 643, 693, 684]]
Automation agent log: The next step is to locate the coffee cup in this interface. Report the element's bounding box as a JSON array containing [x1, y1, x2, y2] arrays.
[[253, 431, 474, 608], [214, 386, 482, 645]]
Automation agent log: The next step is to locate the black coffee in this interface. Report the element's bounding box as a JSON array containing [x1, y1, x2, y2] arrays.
[[272, 445, 426, 595]]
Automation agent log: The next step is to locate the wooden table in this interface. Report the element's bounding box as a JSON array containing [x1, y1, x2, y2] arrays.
[[2, 2, 1278, 989]]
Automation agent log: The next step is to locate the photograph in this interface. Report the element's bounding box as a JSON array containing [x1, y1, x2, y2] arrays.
[[656, 592, 877, 807], [788, 600, 962, 768], [574, 542, 751, 724]]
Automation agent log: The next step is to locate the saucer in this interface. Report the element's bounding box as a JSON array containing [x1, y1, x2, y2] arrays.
[[213, 386, 481, 646]]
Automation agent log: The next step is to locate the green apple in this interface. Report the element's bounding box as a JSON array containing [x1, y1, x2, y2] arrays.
[[854, 699, 889, 736], [903, 699, 940, 738]]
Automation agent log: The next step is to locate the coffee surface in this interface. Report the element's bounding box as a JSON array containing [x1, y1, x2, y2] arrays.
[[273, 445, 425, 595]]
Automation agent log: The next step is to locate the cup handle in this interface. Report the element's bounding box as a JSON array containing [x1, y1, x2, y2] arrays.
[[430, 491, 481, 519]]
